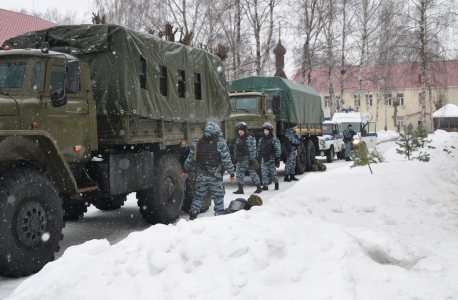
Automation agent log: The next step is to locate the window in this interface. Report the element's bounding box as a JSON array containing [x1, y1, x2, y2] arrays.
[[194, 73, 201, 100], [0, 62, 27, 88], [322, 124, 333, 135], [324, 96, 330, 108], [265, 100, 273, 112], [178, 69, 185, 98], [418, 93, 423, 105], [354, 95, 360, 107], [159, 66, 167, 96], [50, 65, 65, 91], [397, 94, 404, 106], [235, 97, 257, 110], [140, 55, 146, 89], [366, 94, 372, 107], [31, 62, 41, 91], [335, 96, 340, 106], [385, 94, 392, 106], [397, 116, 404, 128]]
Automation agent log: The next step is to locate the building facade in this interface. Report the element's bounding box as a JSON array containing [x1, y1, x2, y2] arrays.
[[293, 61, 458, 132]]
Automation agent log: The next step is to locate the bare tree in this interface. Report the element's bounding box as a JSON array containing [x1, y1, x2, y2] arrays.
[[241, 0, 277, 75]]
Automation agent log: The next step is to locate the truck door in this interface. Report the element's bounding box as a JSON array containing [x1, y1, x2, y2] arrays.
[[362, 122, 377, 149], [43, 58, 91, 164]]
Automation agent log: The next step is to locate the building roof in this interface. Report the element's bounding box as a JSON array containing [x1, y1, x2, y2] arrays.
[[293, 60, 458, 93], [433, 104, 458, 118], [0, 9, 57, 46]]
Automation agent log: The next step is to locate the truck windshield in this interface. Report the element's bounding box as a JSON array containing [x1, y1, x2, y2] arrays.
[[235, 97, 257, 110], [322, 124, 333, 134], [341, 122, 361, 132], [0, 62, 27, 88]]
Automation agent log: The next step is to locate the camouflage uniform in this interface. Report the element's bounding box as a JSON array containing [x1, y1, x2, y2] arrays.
[[284, 128, 301, 175], [343, 128, 357, 158], [257, 136, 281, 186], [234, 135, 260, 185], [183, 122, 235, 216]]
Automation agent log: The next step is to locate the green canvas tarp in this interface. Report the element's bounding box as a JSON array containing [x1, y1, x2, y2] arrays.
[[227, 76, 324, 124], [3, 25, 230, 122]]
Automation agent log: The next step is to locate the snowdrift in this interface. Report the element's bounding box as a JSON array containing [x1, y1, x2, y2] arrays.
[[7, 131, 458, 300]]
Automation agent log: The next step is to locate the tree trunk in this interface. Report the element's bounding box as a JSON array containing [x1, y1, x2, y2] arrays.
[[338, 0, 347, 111], [236, 0, 241, 78], [357, 0, 368, 113], [420, 0, 427, 128]]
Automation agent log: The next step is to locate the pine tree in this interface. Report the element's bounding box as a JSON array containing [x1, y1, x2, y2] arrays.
[[413, 123, 431, 148], [350, 144, 384, 172], [395, 126, 420, 160]]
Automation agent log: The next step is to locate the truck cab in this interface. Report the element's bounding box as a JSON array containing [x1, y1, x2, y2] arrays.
[[332, 110, 378, 150], [227, 91, 277, 143], [317, 119, 344, 162]]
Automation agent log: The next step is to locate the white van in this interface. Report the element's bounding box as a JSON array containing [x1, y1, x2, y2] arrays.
[[332, 110, 378, 150], [317, 120, 345, 162]]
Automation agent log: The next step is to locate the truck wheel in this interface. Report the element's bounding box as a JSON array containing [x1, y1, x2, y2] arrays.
[[62, 198, 89, 221], [182, 181, 212, 213], [92, 193, 127, 211], [137, 154, 184, 224], [0, 168, 63, 277], [326, 146, 335, 163], [305, 140, 316, 172], [295, 144, 307, 175]]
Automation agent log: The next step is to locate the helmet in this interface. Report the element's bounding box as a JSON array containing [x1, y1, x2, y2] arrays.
[[348, 124, 352, 128], [262, 122, 274, 131], [290, 122, 297, 128], [236, 122, 248, 132]]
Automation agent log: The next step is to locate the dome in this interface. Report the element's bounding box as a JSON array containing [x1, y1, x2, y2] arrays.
[[273, 40, 286, 55]]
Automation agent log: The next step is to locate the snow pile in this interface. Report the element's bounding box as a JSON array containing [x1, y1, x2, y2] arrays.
[[376, 130, 399, 144], [7, 133, 458, 300], [433, 103, 458, 118]]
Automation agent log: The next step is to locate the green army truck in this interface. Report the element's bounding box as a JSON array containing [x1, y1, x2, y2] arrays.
[[0, 24, 230, 277], [226, 76, 324, 174]]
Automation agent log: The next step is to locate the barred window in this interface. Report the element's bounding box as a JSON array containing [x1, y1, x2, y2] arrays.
[[178, 69, 185, 98], [194, 73, 202, 100], [159, 66, 167, 96], [140, 55, 146, 89]]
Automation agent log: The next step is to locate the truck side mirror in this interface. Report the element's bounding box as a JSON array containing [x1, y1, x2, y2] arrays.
[[65, 60, 80, 94], [273, 95, 280, 115], [50, 88, 68, 107]]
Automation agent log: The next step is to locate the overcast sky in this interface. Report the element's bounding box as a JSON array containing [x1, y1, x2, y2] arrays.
[[6, 0, 93, 23]]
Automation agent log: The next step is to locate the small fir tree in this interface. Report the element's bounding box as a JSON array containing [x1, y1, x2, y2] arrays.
[[396, 126, 420, 160], [413, 123, 432, 148], [350, 145, 384, 173]]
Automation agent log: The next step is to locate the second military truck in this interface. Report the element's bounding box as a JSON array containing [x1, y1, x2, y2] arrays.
[[0, 24, 230, 277], [226, 76, 324, 174]]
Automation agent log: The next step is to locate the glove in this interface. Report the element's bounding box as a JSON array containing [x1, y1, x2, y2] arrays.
[[275, 157, 280, 168]]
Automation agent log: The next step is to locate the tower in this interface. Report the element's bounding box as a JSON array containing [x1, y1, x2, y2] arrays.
[[273, 22, 287, 79]]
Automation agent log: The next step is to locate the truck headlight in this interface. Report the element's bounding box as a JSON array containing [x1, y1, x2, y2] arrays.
[[319, 140, 325, 145]]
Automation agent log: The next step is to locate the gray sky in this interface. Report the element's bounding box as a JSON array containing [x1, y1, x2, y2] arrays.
[[5, 0, 93, 23]]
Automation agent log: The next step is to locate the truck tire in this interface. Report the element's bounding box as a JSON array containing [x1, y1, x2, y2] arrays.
[[326, 146, 335, 163], [182, 181, 212, 214], [305, 140, 316, 172], [295, 143, 307, 175], [92, 193, 127, 211], [0, 168, 63, 277], [62, 198, 89, 221], [137, 154, 184, 224]]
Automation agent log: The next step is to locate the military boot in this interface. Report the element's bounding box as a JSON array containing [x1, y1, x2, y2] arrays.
[[233, 183, 244, 194], [262, 185, 268, 191], [254, 184, 263, 194], [189, 211, 198, 220], [290, 175, 299, 181], [284, 175, 291, 182], [345, 157, 352, 161], [275, 183, 279, 190]]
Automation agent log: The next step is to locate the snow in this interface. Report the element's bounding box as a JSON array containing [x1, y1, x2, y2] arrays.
[[4, 132, 458, 300], [376, 130, 399, 144], [433, 104, 458, 118]]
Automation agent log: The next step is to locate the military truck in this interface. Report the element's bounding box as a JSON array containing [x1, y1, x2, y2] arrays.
[[226, 77, 324, 174], [0, 24, 230, 277]]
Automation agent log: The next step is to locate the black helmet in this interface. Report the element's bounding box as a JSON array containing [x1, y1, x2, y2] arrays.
[[290, 122, 297, 128], [262, 122, 274, 132], [236, 122, 248, 132]]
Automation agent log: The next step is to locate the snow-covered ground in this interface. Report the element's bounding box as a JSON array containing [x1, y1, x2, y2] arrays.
[[376, 130, 400, 144], [3, 131, 458, 299]]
